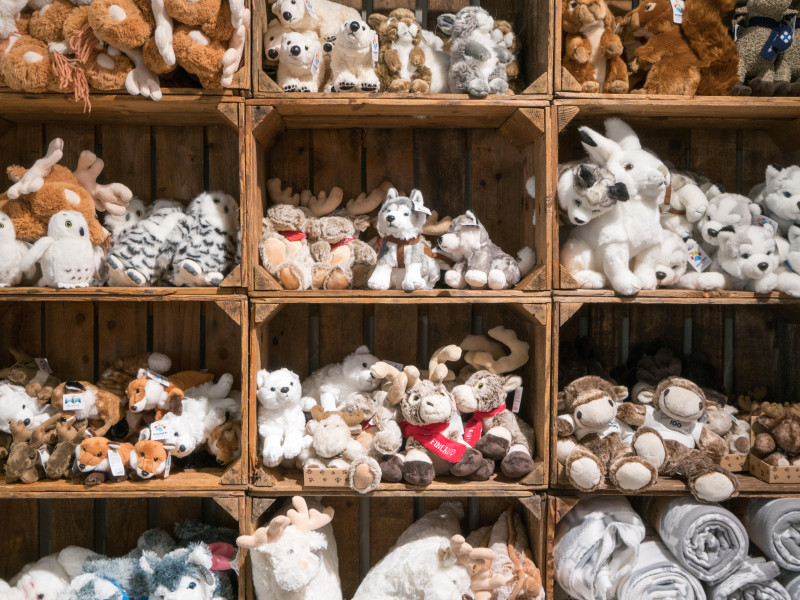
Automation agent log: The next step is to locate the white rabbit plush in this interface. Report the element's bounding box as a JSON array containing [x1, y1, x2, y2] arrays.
[[560, 118, 669, 295]]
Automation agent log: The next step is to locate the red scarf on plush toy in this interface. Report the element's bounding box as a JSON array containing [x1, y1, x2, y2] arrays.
[[400, 421, 467, 462], [462, 405, 507, 447]]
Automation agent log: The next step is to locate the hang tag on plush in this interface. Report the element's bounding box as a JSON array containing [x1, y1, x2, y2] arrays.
[[371, 33, 380, 63], [146, 370, 169, 388], [311, 51, 320, 78], [304, 0, 318, 20], [107, 449, 125, 476], [733, 22, 740, 42], [163, 454, 171, 478], [753, 213, 779, 231], [38, 447, 50, 466], [687, 245, 712, 272], [512, 387, 523, 413], [150, 420, 171, 441], [63, 393, 85, 411], [670, 0, 684, 23], [35, 358, 52, 374]]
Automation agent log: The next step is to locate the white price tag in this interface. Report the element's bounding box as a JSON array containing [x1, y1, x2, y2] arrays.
[[671, 0, 684, 23], [146, 370, 169, 387], [688, 245, 712, 272], [163, 454, 171, 478], [371, 33, 379, 63], [311, 51, 320, 78], [512, 387, 523, 413], [150, 421, 171, 441], [63, 393, 85, 411], [107, 449, 125, 476], [753, 213, 779, 231], [38, 447, 50, 465], [304, 0, 318, 19], [35, 358, 52, 374]]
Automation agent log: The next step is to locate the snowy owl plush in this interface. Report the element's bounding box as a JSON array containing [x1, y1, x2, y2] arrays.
[[21, 211, 103, 288], [0, 211, 34, 286]]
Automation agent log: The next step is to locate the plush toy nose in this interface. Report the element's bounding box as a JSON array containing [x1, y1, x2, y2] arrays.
[[758, 262, 769, 271], [179, 445, 186, 452], [386, 215, 395, 223], [291, 45, 301, 56], [23, 418, 30, 426], [283, 11, 292, 20], [656, 271, 666, 280], [79, 227, 85, 236], [350, 21, 360, 32], [323, 42, 333, 52], [796, 200, 800, 210], [78, 463, 85, 470], [281, 387, 289, 393], [268, 49, 278, 59], [573, 217, 586, 225], [141, 470, 149, 475], [217, 459, 225, 465]]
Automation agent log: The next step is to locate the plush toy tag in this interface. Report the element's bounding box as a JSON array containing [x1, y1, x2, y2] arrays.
[[146, 370, 169, 388], [35, 358, 52, 374], [410, 197, 432, 216], [63, 393, 85, 411], [311, 51, 320, 77], [371, 33, 379, 63], [304, 0, 318, 19], [687, 245, 712, 272], [163, 454, 171, 478], [107, 449, 125, 476], [38, 447, 50, 466], [150, 420, 171, 441], [733, 22, 740, 42], [670, 0, 684, 23], [512, 387, 523, 413], [753, 213, 779, 231]]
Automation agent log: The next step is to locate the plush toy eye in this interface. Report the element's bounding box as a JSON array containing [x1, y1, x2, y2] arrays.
[[645, 2, 656, 9], [65, 220, 72, 228], [21, 404, 25, 409], [671, 264, 679, 269], [592, 209, 601, 214], [477, 383, 484, 389], [767, 250, 773, 255], [154, 457, 159, 461], [742, 253, 750, 259], [362, 25, 366, 30], [576, 410, 583, 420], [141, 452, 146, 457], [624, 163, 634, 171], [706, 216, 711, 221], [271, 387, 276, 391], [362, 362, 368, 368], [174, 432, 179, 437], [403, 212, 409, 217], [305, 46, 308, 50], [608, 398, 613, 406], [37, 594, 44, 599], [224, 206, 229, 214], [288, 549, 294, 554], [784, 191, 792, 197], [0, 223, 3, 228], [569, 0, 578, 7], [187, 582, 196, 589], [213, 197, 220, 204], [97, 452, 103, 457], [136, 210, 143, 217], [574, 199, 581, 207]]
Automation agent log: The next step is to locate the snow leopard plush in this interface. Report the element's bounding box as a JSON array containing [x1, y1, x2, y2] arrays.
[[167, 191, 239, 287]]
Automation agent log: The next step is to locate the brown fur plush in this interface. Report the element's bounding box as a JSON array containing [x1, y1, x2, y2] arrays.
[[308, 215, 376, 290], [164, 0, 221, 28], [82, 49, 133, 90], [51, 381, 126, 437], [260, 204, 315, 290], [173, 25, 225, 89], [368, 9, 431, 93], [143, 36, 178, 75], [29, 0, 74, 43], [88, 0, 152, 50], [681, 0, 738, 95], [0, 36, 55, 93], [753, 409, 800, 466], [562, 0, 628, 93]]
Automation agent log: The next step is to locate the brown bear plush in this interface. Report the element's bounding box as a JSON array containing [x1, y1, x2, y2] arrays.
[[308, 214, 376, 290], [752, 406, 800, 465], [368, 9, 432, 93]]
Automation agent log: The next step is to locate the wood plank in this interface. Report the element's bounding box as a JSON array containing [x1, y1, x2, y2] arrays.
[[319, 305, 364, 367], [741, 130, 781, 195], [427, 304, 471, 368], [154, 126, 204, 203], [105, 499, 148, 556], [206, 125, 240, 199], [733, 307, 778, 400], [44, 123, 94, 168], [374, 305, 418, 366], [312, 129, 362, 201], [205, 302, 243, 388], [151, 302, 203, 373], [50, 499, 94, 553], [264, 304, 310, 377], [690, 129, 737, 194], [364, 129, 414, 195], [0, 302, 42, 363], [368, 498, 414, 567], [97, 302, 148, 371], [326, 496, 360, 599], [416, 129, 467, 225], [159, 497, 204, 531], [100, 125, 151, 203], [0, 500, 38, 579], [44, 302, 95, 381]]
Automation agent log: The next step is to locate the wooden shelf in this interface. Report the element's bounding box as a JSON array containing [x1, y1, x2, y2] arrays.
[[0, 288, 246, 302], [251, 291, 551, 304], [553, 290, 800, 305]]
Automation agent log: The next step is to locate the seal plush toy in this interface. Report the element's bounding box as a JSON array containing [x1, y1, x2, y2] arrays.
[[369, 9, 431, 93]]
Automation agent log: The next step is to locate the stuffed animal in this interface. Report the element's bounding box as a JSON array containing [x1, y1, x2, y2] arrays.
[[557, 161, 630, 226], [492, 19, 523, 94], [207, 419, 241, 465], [438, 210, 535, 289], [368, 188, 441, 291], [752, 406, 800, 465], [0, 382, 55, 434], [270, 0, 359, 44], [141, 543, 233, 600], [237, 496, 342, 600], [276, 30, 324, 92], [420, 29, 450, 93], [96, 352, 173, 398], [5, 415, 60, 484], [0, 1, 28, 40], [696, 192, 759, 252], [660, 171, 710, 241], [257, 368, 307, 468], [712, 224, 780, 293], [301, 345, 380, 412], [307, 214, 377, 290], [260, 203, 316, 290], [74, 434, 135, 485], [560, 119, 669, 294], [437, 7, 511, 97], [44, 416, 86, 479], [0, 548, 95, 600], [50, 380, 125, 437], [326, 19, 380, 92], [129, 438, 173, 479], [126, 370, 215, 417], [750, 164, 800, 236], [21, 211, 103, 288], [0, 210, 33, 286], [104, 197, 147, 243], [561, 0, 628, 93], [369, 9, 431, 93], [636, 231, 727, 290]]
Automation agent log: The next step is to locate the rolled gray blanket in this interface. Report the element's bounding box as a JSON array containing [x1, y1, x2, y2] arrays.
[[644, 497, 747, 584], [554, 496, 646, 600], [780, 569, 800, 598], [617, 538, 706, 600], [745, 498, 800, 571], [706, 557, 790, 600]]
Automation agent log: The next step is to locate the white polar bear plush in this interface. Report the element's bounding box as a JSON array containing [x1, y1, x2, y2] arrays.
[[277, 31, 325, 92], [0, 383, 55, 434], [750, 164, 800, 236], [257, 368, 307, 468], [271, 0, 361, 44], [695, 192, 760, 253], [420, 30, 450, 93], [301, 345, 380, 412], [560, 118, 669, 295], [660, 171, 709, 241], [638, 232, 726, 291], [713, 224, 780, 293], [327, 19, 380, 92], [264, 19, 291, 76]]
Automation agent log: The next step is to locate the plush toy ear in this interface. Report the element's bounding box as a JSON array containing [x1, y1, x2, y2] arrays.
[[576, 164, 596, 189], [385, 187, 398, 202], [502, 375, 522, 393], [139, 552, 157, 574], [789, 225, 800, 245], [256, 369, 270, 390], [577, 126, 620, 165], [464, 210, 479, 226], [437, 14, 455, 36], [187, 543, 214, 571], [603, 117, 641, 151], [612, 386, 629, 401], [368, 13, 387, 29], [557, 391, 566, 411], [637, 388, 655, 404], [409, 189, 431, 215], [138, 428, 151, 441], [161, 442, 176, 451], [766, 164, 783, 185], [108, 442, 120, 450], [354, 345, 371, 356], [137, 368, 148, 379]]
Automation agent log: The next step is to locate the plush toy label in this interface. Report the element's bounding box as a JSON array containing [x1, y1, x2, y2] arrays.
[[146, 370, 170, 388], [150, 420, 171, 441], [753, 213, 779, 231], [670, 0, 684, 23], [107, 449, 125, 476], [371, 33, 380, 64], [304, 0, 318, 20], [38, 447, 50, 466], [163, 455, 171, 478], [687, 245, 712, 272], [311, 51, 320, 78], [512, 387, 523, 413], [63, 393, 85, 411], [35, 358, 52, 374]]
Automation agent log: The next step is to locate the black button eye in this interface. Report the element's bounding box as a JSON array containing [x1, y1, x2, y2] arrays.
[[97, 452, 103, 457], [271, 387, 275, 392], [784, 191, 792, 198], [742, 253, 750, 259], [576, 411, 583, 420], [362, 362, 368, 368], [608, 399, 613, 406]]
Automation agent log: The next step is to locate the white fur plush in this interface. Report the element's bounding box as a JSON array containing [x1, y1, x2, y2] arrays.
[[301, 345, 380, 412], [277, 31, 325, 92], [0, 210, 33, 286], [264, 19, 291, 72], [750, 164, 800, 236], [557, 161, 630, 226], [638, 232, 726, 291], [21, 211, 103, 289], [420, 30, 450, 93], [104, 197, 147, 242], [714, 224, 780, 293], [560, 119, 669, 295], [0, 382, 55, 434], [5, 547, 95, 600], [0, 0, 26, 40], [327, 19, 380, 92], [695, 192, 760, 253], [776, 226, 800, 296], [660, 171, 709, 241], [257, 368, 306, 468], [271, 0, 360, 43]]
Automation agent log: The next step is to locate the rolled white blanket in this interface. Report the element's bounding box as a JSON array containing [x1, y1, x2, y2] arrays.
[[706, 557, 790, 600], [616, 538, 706, 600], [554, 496, 646, 600], [644, 496, 748, 584], [745, 498, 800, 571], [780, 569, 800, 597]]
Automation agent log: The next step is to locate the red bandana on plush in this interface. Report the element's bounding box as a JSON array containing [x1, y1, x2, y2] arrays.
[[208, 542, 237, 571], [279, 230, 307, 242], [462, 405, 507, 447], [400, 421, 467, 462], [330, 237, 355, 249]]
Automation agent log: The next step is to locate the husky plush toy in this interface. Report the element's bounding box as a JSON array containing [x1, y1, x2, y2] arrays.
[[696, 192, 760, 253], [368, 188, 441, 291], [750, 164, 800, 236], [557, 161, 629, 226], [714, 224, 780, 293]]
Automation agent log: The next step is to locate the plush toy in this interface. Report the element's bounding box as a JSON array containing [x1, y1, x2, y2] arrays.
[[696, 192, 759, 252], [437, 7, 511, 97], [368, 9, 431, 93], [276, 31, 324, 92], [752, 406, 800, 465], [126, 369, 215, 417], [492, 19, 523, 94], [560, 119, 669, 294], [750, 165, 800, 236], [263, 18, 289, 77], [0, 382, 55, 434], [301, 345, 380, 412], [129, 438, 173, 479], [0, 1, 27, 40], [660, 171, 710, 241], [557, 161, 630, 226], [74, 434, 135, 485], [44, 416, 86, 479], [96, 352, 173, 398], [49, 379, 126, 437], [326, 19, 380, 92], [0, 35, 57, 93], [0, 548, 95, 600], [270, 0, 359, 44], [368, 188, 441, 291], [21, 211, 103, 288], [305, 214, 374, 289], [237, 496, 342, 600], [260, 203, 316, 290], [173, 25, 227, 89], [208, 419, 241, 465], [0, 210, 33, 286], [256, 368, 307, 468], [438, 210, 535, 290], [5, 415, 60, 483], [141, 543, 233, 600], [561, 0, 628, 93], [420, 29, 450, 93], [712, 224, 780, 293]]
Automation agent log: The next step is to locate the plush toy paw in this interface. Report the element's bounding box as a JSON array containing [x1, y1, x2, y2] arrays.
[[573, 270, 607, 288], [465, 269, 488, 288], [566, 453, 603, 491], [475, 433, 510, 461], [379, 454, 403, 482], [262, 446, 284, 468], [336, 80, 356, 91], [501, 451, 535, 478], [125, 268, 147, 286], [467, 78, 489, 98], [282, 438, 302, 460], [604, 80, 627, 94], [488, 78, 508, 95], [206, 272, 224, 286], [84, 472, 107, 486], [283, 83, 298, 92], [611, 458, 657, 491], [632, 428, 667, 469], [611, 271, 643, 296], [466, 457, 495, 481], [278, 265, 303, 290], [349, 456, 381, 494], [694, 271, 726, 291], [402, 273, 425, 292], [298, 86, 311, 92], [444, 269, 466, 289], [409, 79, 429, 93], [487, 269, 508, 290], [581, 81, 600, 93], [402, 459, 435, 486], [691, 470, 737, 503], [450, 446, 486, 477], [360, 81, 378, 92]]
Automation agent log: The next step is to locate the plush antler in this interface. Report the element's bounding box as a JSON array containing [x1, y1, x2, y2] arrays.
[[236, 526, 272, 549], [6, 138, 64, 199], [306, 187, 344, 217], [371, 362, 409, 406], [428, 345, 462, 384], [465, 327, 529, 375], [404, 365, 421, 388], [346, 182, 394, 216], [286, 496, 334, 533], [309, 404, 365, 427], [74, 151, 133, 216], [267, 178, 301, 205], [422, 211, 453, 236], [9, 421, 33, 443]]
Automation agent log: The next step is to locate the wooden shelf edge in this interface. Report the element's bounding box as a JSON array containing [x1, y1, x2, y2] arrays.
[[552, 290, 800, 305], [0, 288, 247, 302]]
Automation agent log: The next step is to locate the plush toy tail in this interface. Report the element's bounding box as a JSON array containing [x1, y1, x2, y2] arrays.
[[682, 0, 738, 95]]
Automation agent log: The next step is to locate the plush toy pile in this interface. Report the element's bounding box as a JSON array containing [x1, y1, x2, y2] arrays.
[[0, 0, 250, 105], [0, 349, 242, 485], [263, 2, 522, 96], [561, 0, 800, 96], [0, 520, 238, 600], [559, 118, 800, 296], [554, 495, 800, 600], [0, 139, 240, 288], [256, 327, 536, 493], [260, 180, 535, 291]]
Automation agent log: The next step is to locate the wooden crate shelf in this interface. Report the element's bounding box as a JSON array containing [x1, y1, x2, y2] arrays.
[[554, 290, 800, 306], [252, 0, 551, 98]]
